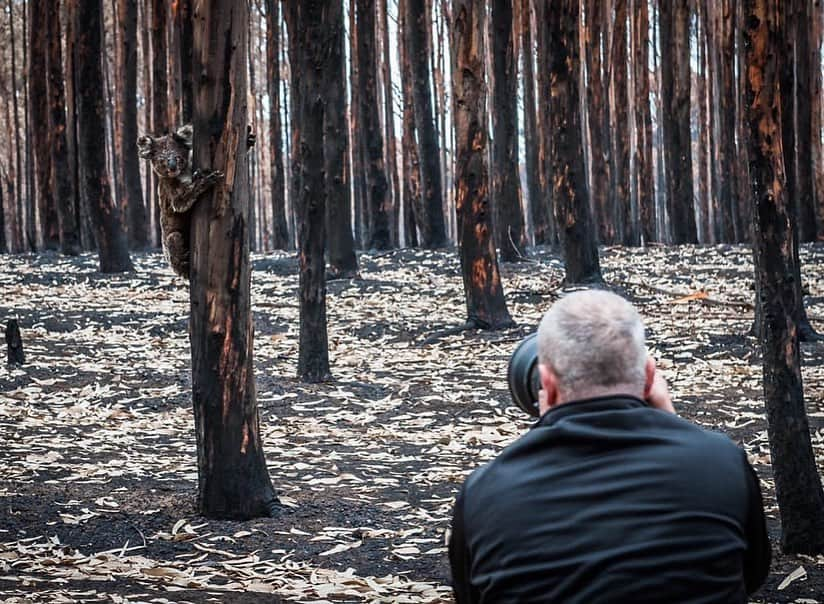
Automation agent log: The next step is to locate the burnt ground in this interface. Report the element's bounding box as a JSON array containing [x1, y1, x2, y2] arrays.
[[1, 243, 823, 603]]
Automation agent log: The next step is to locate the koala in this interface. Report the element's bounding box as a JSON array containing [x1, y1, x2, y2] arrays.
[[136, 124, 223, 280]]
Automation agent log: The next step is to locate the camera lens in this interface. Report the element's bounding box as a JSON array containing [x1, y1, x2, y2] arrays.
[[507, 333, 541, 417]]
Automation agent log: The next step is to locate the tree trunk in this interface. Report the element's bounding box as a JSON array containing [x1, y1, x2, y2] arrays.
[[660, 0, 697, 243], [8, 0, 24, 251], [325, 0, 358, 278], [534, 0, 554, 245], [265, 0, 289, 250], [1, 34, 21, 252], [46, 0, 79, 255], [405, 0, 447, 248], [611, 0, 634, 245], [451, 0, 513, 330], [28, 0, 58, 250], [695, 4, 710, 242], [283, 1, 333, 382], [548, 0, 602, 285], [813, 0, 824, 240], [116, 0, 147, 249], [491, 0, 525, 261], [399, 0, 421, 247], [189, 0, 278, 519], [151, 0, 167, 246], [632, 0, 655, 244], [72, 0, 133, 273], [379, 0, 400, 247], [23, 0, 35, 251], [521, 0, 544, 245], [744, 0, 824, 554], [356, 0, 391, 249], [792, 0, 817, 242]]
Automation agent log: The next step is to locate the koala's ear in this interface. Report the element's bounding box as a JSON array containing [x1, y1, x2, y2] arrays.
[[173, 124, 193, 149], [136, 135, 154, 158]]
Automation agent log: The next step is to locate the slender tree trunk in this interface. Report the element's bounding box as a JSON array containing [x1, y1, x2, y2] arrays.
[[405, 0, 447, 248], [22, 0, 35, 250], [28, 0, 58, 250], [46, 0, 79, 255], [695, 4, 710, 242], [451, 0, 513, 330], [632, 0, 655, 244], [284, 1, 333, 382], [265, 0, 289, 250], [534, 0, 554, 245], [491, 0, 525, 260], [744, 0, 824, 554], [325, 0, 358, 278], [189, 0, 278, 519], [348, 0, 365, 248], [611, 0, 634, 245], [521, 0, 544, 245], [0, 174, 5, 252], [151, 0, 167, 246], [379, 0, 400, 247], [1, 34, 21, 251], [72, 0, 133, 273], [584, 0, 612, 244], [399, 0, 421, 247], [116, 0, 147, 249], [356, 0, 391, 249], [8, 0, 24, 250], [660, 0, 697, 243], [793, 0, 817, 242], [812, 0, 824, 240], [547, 0, 602, 284]]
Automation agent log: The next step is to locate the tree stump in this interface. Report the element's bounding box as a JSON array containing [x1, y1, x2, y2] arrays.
[[5, 320, 24, 365]]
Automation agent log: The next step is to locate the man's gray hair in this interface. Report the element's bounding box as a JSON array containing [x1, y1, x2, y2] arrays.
[[537, 290, 647, 396]]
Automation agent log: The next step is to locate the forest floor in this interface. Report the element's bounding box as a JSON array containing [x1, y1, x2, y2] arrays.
[[1, 243, 823, 603]]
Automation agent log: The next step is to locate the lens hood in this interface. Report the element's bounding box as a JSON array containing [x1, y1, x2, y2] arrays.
[[507, 332, 541, 417]]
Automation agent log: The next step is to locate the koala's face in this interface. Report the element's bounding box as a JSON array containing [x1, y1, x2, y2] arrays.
[[137, 125, 193, 179]]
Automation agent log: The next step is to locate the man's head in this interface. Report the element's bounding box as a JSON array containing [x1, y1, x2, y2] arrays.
[[537, 290, 654, 413]]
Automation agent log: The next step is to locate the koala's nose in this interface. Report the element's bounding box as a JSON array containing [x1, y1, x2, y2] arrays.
[[167, 158, 178, 171]]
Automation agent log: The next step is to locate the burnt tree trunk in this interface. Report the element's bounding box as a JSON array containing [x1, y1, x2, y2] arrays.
[[265, 0, 289, 250], [399, 0, 421, 248], [611, 0, 634, 245], [379, 0, 400, 247], [584, 0, 612, 244], [534, 0, 554, 245], [405, 0, 447, 248], [521, 0, 545, 245], [356, 0, 391, 249], [150, 0, 168, 246], [117, 0, 147, 249], [190, 0, 278, 519], [491, 0, 525, 260], [324, 0, 358, 279], [46, 0, 79, 255], [451, 0, 513, 330], [5, 0, 23, 251], [715, 0, 740, 242], [812, 0, 824, 240], [660, 0, 697, 243], [744, 0, 824, 554], [548, 0, 603, 285], [284, 1, 333, 382], [72, 0, 133, 273], [29, 0, 58, 250], [632, 0, 655, 244]]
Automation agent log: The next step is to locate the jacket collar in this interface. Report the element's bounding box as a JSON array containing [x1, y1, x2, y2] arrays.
[[535, 395, 647, 428]]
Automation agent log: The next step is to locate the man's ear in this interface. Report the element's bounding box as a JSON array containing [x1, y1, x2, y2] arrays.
[[538, 363, 559, 415], [136, 135, 153, 158], [643, 356, 655, 399]]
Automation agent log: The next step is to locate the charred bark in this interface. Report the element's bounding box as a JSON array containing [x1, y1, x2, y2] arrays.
[[399, 0, 421, 248], [611, 0, 634, 245], [190, 0, 278, 519], [72, 0, 133, 273], [265, 0, 289, 250], [451, 0, 514, 330], [548, 0, 602, 285], [117, 0, 147, 249], [744, 0, 824, 554], [325, 0, 358, 278], [660, 0, 697, 243], [405, 0, 447, 248], [150, 0, 168, 246], [521, 0, 545, 245], [632, 0, 655, 244], [356, 0, 391, 249]]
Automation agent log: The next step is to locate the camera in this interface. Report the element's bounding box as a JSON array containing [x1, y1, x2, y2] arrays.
[[507, 333, 541, 417]]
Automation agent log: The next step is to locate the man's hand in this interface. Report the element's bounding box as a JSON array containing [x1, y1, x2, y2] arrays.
[[646, 371, 676, 414]]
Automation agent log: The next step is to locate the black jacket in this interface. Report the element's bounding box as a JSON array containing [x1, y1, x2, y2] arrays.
[[449, 396, 770, 603]]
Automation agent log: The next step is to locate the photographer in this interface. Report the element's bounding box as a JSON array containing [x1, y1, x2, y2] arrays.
[[449, 290, 770, 603]]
